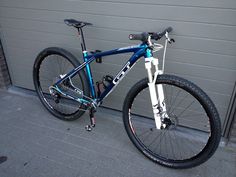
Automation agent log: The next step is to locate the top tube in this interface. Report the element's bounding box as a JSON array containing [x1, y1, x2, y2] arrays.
[[86, 44, 149, 60]]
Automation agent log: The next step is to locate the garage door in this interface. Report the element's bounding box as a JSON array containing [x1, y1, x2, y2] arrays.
[[0, 0, 236, 129]]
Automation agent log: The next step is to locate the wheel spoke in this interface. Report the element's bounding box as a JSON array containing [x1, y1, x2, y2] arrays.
[[36, 53, 85, 117], [180, 113, 206, 118], [147, 130, 162, 148], [125, 76, 219, 167], [177, 100, 195, 118], [167, 130, 176, 159], [136, 128, 153, 138], [172, 129, 183, 159], [170, 92, 189, 115], [168, 89, 182, 113]]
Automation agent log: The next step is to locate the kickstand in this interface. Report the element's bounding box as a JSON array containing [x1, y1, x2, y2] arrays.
[[85, 108, 96, 131]]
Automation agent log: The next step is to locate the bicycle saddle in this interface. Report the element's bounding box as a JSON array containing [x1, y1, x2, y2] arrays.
[[64, 19, 92, 28]]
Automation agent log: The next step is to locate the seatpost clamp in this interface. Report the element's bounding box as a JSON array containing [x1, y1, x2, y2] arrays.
[[147, 35, 153, 47]]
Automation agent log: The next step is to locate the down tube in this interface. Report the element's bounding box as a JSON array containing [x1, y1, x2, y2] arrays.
[[98, 48, 145, 102]]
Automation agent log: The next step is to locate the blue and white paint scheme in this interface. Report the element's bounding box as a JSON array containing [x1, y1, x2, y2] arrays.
[[54, 44, 151, 104]]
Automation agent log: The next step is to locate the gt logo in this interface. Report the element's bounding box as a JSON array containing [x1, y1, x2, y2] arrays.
[[113, 62, 131, 85]]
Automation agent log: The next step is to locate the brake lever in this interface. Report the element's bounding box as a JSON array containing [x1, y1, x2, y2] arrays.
[[165, 32, 175, 44], [168, 38, 175, 44]]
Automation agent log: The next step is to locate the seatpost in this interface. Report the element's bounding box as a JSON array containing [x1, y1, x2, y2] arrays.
[[78, 28, 87, 51]]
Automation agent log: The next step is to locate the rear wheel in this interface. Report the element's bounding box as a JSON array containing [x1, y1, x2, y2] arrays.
[[123, 74, 221, 168], [33, 47, 89, 121]]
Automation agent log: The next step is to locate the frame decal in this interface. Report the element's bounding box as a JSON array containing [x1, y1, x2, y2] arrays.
[[113, 61, 131, 85]]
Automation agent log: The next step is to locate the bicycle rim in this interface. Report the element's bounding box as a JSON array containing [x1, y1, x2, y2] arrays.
[[124, 76, 220, 166], [37, 54, 85, 116]]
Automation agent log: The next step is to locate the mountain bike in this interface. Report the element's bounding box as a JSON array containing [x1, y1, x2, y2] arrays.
[[33, 19, 221, 169]]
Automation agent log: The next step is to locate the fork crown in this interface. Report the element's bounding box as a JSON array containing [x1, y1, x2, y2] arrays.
[[145, 48, 153, 58]]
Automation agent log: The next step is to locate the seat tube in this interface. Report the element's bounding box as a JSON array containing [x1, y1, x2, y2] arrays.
[[83, 51, 96, 98]]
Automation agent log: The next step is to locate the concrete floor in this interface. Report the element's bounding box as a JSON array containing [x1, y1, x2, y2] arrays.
[[0, 88, 235, 177]]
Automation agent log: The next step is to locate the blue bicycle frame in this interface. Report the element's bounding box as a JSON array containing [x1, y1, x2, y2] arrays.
[[54, 43, 152, 105]]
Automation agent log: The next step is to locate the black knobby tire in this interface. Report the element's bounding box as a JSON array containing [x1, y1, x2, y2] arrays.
[[123, 74, 221, 168], [33, 47, 90, 121]]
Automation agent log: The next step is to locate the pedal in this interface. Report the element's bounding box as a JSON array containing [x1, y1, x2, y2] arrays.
[[85, 125, 93, 131], [85, 109, 96, 131]]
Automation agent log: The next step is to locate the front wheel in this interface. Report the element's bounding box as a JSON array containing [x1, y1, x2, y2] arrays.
[[123, 74, 221, 169]]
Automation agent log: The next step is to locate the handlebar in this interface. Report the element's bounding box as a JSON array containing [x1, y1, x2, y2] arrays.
[[129, 27, 173, 42]]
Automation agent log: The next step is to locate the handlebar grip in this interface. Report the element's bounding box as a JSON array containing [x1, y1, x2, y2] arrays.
[[157, 27, 173, 38], [129, 27, 173, 41], [166, 26, 173, 33], [129, 32, 149, 42], [151, 27, 173, 40]]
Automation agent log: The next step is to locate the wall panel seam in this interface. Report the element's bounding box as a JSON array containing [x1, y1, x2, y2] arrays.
[[0, 6, 236, 27]]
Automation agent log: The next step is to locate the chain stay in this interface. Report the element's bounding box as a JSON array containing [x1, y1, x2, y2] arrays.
[[49, 82, 97, 111]]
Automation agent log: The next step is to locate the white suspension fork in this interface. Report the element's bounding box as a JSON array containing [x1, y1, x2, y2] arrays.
[[145, 57, 167, 129]]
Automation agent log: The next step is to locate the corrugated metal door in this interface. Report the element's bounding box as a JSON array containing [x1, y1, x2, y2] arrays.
[[0, 0, 236, 130]]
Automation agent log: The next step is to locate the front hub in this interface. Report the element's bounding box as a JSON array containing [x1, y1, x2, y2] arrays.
[[162, 113, 178, 130]]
